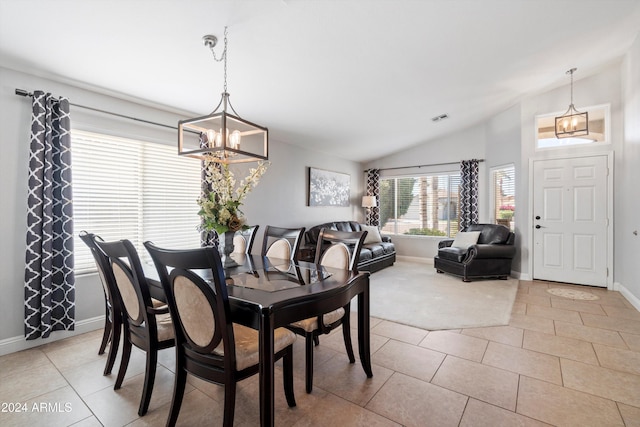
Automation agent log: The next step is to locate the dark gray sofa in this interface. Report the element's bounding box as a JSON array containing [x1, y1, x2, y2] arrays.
[[300, 221, 396, 273]]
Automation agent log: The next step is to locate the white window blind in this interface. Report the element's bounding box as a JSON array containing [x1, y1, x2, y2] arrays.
[[492, 165, 515, 231], [379, 173, 460, 237], [72, 130, 201, 274]]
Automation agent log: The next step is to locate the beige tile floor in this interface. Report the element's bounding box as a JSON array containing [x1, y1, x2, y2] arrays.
[[1, 279, 640, 426]]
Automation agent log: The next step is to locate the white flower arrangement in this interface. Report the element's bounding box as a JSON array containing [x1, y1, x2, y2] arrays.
[[198, 161, 270, 234]]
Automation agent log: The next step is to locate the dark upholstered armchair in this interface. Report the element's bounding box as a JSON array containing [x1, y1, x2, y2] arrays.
[[434, 223, 516, 282]]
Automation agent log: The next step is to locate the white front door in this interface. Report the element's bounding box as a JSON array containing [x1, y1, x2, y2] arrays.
[[532, 155, 609, 287]]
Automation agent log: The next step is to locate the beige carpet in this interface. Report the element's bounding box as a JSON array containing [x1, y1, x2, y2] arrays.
[[359, 261, 518, 331]]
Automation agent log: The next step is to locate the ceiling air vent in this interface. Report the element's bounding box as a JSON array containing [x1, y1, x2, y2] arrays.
[[432, 114, 449, 122]]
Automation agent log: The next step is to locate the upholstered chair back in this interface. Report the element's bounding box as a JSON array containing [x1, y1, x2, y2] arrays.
[[261, 226, 305, 260], [171, 271, 220, 352], [314, 228, 368, 272], [232, 225, 259, 254], [95, 239, 153, 328], [112, 262, 143, 324], [233, 235, 247, 254], [144, 243, 233, 360], [319, 243, 351, 270], [266, 238, 292, 259]]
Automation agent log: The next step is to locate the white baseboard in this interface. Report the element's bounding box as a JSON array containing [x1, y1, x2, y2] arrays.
[[0, 316, 105, 357], [513, 271, 531, 281], [614, 281, 640, 311]]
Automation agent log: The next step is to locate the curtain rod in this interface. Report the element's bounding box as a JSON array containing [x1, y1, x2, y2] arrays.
[[367, 159, 484, 172], [15, 88, 179, 131]]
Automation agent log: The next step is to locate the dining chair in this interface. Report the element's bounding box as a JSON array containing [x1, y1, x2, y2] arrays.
[[144, 242, 297, 427], [95, 238, 175, 417], [261, 225, 305, 260], [78, 231, 123, 376], [287, 228, 368, 393], [232, 225, 259, 254]]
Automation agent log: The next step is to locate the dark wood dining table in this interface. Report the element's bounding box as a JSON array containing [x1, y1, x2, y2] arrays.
[[145, 253, 373, 427]]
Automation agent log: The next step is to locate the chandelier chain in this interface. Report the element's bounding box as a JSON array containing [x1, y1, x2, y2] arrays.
[[567, 67, 576, 106], [223, 27, 228, 93], [570, 70, 573, 105], [207, 26, 229, 93]]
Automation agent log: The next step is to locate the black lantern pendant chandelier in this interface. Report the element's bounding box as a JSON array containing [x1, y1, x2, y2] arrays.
[[555, 68, 589, 139], [178, 27, 268, 164]]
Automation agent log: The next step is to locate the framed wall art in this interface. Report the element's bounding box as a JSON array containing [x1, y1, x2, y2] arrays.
[[308, 167, 350, 207]]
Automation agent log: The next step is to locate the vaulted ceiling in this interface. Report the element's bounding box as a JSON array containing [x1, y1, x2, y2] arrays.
[[2, 0, 639, 162]]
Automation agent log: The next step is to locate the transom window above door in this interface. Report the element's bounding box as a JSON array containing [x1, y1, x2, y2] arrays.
[[535, 104, 610, 150]]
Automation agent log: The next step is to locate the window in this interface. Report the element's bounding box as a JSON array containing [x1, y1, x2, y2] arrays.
[[535, 104, 610, 149], [379, 173, 460, 237], [72, 130, 202, 274], [491, 165, 515, 231]]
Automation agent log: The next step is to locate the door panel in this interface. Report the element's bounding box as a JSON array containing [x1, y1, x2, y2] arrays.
[[544, 187, 563, 220], [533, 156, 608, 287]]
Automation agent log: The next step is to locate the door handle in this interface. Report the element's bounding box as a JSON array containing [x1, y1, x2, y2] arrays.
[[535, 225, 541, 229], [535, 216, 541, 220]]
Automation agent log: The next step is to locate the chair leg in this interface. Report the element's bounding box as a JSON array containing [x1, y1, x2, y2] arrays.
[[138, 348, 158, 416], [166, 360, 187, 427], [103, 315, 121, 375], [305, 334, 315, 393], [114, 333, 132, 390], [99, 303, 112, 355], [282, 346, 296, 407], [341, 323, 356, 364], [313, 335, 320, 346], [341, 305, 356, 363], [223, 380, 237, 427]]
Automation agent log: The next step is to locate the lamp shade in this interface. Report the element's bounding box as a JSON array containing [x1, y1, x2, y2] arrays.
[[362, 196, 377, 208]]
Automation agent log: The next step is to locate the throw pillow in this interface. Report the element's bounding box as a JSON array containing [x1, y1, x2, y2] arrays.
[[451, 231, 481, 249], [360, 224, 382, 244]]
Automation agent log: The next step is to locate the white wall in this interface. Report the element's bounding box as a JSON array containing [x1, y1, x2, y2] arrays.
[[618, 34, 640, 307], [485, 104, 522, 272], [0, 66, 363, 350]]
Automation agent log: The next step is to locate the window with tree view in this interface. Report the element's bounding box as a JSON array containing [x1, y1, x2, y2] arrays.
[[379, 173, 461, 237], [492, 165, 515, 231]]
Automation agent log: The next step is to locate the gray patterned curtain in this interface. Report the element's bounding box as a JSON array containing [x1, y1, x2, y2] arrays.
[[199, 138, 218, 246], [24, 91, 75, 340], [365, 169, 380, 226], [459, 159, 479, 231]]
